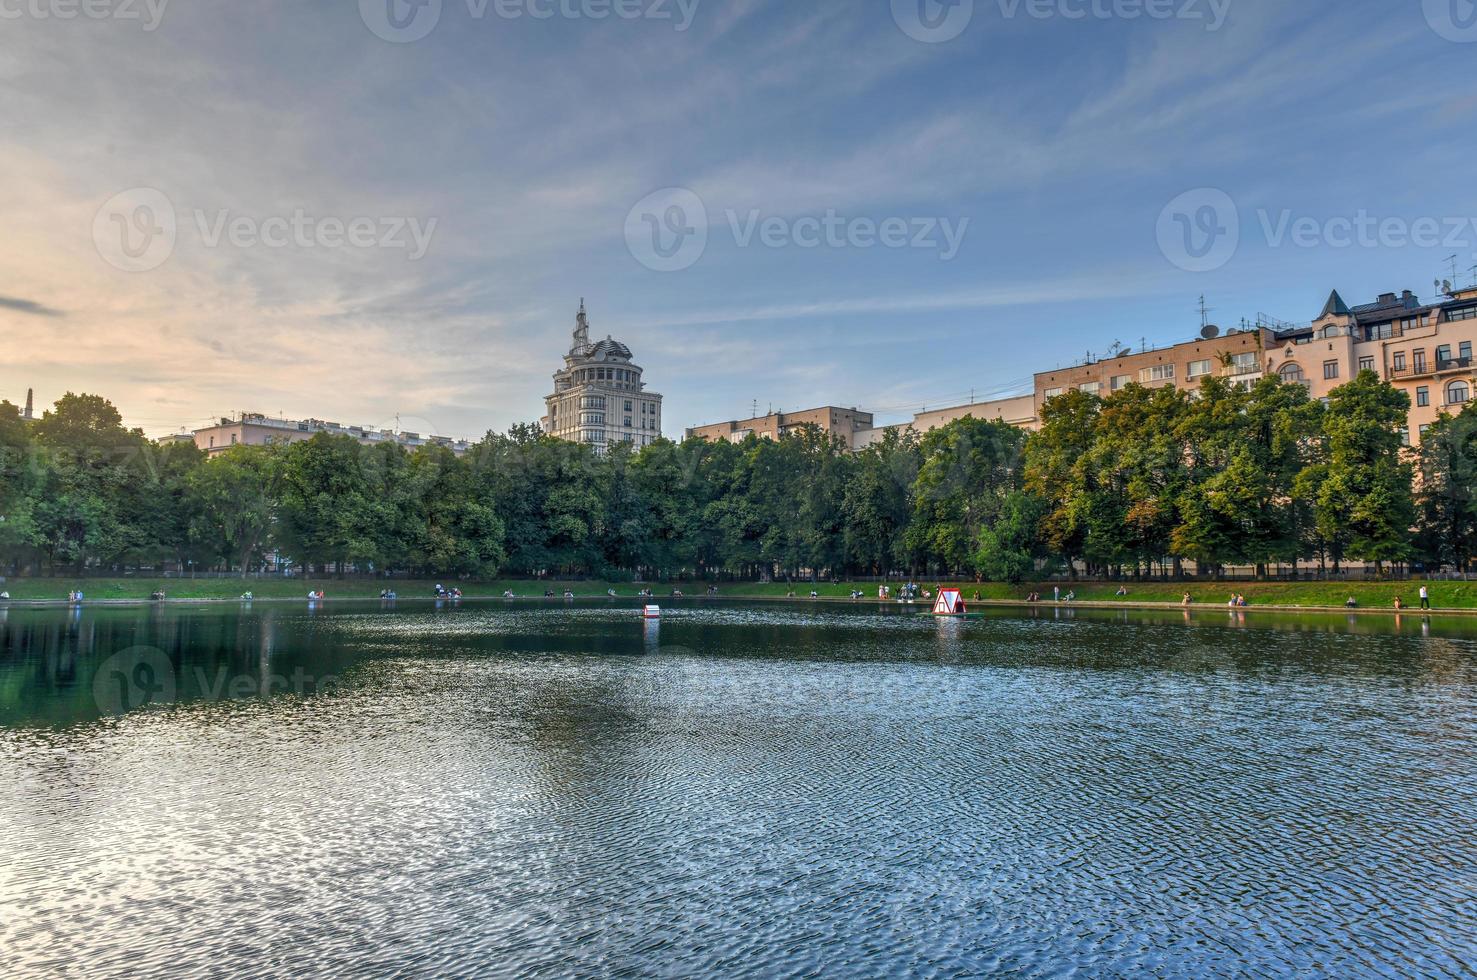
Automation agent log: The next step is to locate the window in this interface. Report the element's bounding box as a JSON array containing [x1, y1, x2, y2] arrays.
[[1417, 387, 1430, 408], [1462, 342, 1473, 361], [1414, 350, 1428, 372], [1043, 387, 1065, 400], [1079, 381, 1102, 396], [231, 434, 238, 445], [1139, 364, 1175, 382], [1437, 345, 1452, 364], [1323, 360, 1339, 380], [1229, 352, 1257, 373], [1110, 374, 1130, 391], [1359, 356, 1374, 373], [1187, 359, 1212, 379], [1279, 363, 1306, 383], [1446, 305, 1477, 322], [1363, 322, 1396, 341], [624, 400, 633, 412], [208, 436, 215, 448], [1393, 352, 1407, 372], [1401, 427, 1411, 447], [1420, 424, 1432, 439], [1449, 381, 1471, 405], [1400, 317, 1421, 332]]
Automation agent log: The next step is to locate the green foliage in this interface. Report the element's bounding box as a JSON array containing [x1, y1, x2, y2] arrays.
[[0, 375, 1453, 582]]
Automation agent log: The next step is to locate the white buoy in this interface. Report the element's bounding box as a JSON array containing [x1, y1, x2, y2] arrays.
[[643, 604, 661, 620]]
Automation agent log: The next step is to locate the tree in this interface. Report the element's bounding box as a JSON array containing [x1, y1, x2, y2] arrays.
[[1314, 371, 1414, 570], [909, 417, 1026, 577], [1415, 403, 1477, 573], [188, 444, 281, 575]]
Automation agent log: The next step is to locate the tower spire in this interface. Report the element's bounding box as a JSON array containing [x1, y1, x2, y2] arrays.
[[24, 388, 33, 420], [572, 299, 590, 353]]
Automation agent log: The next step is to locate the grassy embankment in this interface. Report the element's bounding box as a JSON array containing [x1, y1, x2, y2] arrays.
[[1, 577, 1474, 609]]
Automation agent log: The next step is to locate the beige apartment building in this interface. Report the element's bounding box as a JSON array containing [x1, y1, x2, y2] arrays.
[[1034, 327, 1271, 415], [186, 413, 471, 457], [1271, 286, 1477, 444], [687, 406, 874, 448]]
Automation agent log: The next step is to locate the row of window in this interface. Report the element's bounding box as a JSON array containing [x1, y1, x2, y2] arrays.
[[1392, 342, 1473, 372], [573, 367, 639, 384], [1444, 305, 1477, 322], [1042, 352, 1260, 401]]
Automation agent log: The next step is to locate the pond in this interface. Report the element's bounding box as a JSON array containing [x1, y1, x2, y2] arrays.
[[1, 600, 1475, 977]]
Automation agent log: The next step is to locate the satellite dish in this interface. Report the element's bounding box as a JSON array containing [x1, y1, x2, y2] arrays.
[[1200, 324, 1221, 340]]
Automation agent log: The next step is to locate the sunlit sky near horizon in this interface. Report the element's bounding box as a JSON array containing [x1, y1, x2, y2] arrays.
[[3, 0, 1477, 440]]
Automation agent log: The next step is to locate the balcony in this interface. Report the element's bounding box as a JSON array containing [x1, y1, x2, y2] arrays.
[[1391, 356, 1472, 381]]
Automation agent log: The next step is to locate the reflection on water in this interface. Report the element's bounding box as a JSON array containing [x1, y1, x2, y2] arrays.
[[1, 600, 1476, 977]]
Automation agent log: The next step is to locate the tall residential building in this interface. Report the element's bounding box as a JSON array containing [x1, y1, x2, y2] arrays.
[[1269, 286, 1477, 444], [542, 301, 663, 452], [687, 406, 875, 448]]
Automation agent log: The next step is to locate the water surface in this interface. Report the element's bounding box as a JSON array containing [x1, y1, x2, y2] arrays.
[[2, 601, 1474, 977]]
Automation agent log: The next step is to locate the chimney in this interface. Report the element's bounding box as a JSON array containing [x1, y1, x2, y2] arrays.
[[1402, 289, 1417, 306], [1378, 292, 1397, 305], [24, 388, 33, 419]]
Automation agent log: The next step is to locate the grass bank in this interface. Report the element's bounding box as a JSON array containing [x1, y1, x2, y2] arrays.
[[0, 577, 1473, 610]]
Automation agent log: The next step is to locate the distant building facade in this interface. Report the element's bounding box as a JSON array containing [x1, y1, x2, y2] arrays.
[[687, 406, 875, 449], [1033, 327, 1271, 416], [185, 413, 471, 457], [541, 301, 663, 452]]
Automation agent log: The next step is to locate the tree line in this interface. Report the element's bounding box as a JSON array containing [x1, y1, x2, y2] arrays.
[[1, 375, 1473, 581]]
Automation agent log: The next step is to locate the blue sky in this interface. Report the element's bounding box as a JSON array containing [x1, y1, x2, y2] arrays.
[[3, 0, 1476, 438]]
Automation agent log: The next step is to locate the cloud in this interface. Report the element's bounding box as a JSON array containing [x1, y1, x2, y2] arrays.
[[0, 295, 64, 317]]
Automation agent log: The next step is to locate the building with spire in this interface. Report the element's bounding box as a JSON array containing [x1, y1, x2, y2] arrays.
[[541, 301, 663, 452]]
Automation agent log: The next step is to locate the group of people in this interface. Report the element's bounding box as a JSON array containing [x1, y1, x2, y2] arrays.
[[150, 590, 167, 601], [1394, 588, 1433, 611], [433, 585, 462, 599], [306, 590, 326, 601], [67, 590, 85, 604], [379, 589, 398, 600]]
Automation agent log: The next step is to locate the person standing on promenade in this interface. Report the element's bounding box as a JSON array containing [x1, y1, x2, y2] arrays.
[[1053, 585, 1060, 603], [1420, 585, 1430, 610]]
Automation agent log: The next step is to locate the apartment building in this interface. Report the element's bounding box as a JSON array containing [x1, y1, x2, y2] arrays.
[[687, 406, 876, 448], [1272, 286, 1477, 444], [1033, 327, 1272, 415], [187, 414, 471, 457]]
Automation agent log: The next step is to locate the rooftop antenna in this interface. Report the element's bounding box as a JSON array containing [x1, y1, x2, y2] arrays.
[[1198, 295, 1213, 330], [1446, 255, 1460, 284]]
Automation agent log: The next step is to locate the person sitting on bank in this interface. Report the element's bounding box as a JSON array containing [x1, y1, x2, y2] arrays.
[[241, 592, 253, 601], [1116, 585, 1128, 597], [1182, 592, 1192, 606], [1394, 596, 1405, 610], [1345, 596, 1358, 608]]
